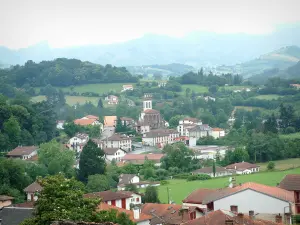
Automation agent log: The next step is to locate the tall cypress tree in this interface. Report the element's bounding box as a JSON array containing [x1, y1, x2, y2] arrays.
[[78, 140, 106, 182]]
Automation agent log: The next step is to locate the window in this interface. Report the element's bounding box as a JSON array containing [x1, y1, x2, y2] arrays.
[[230, 205, 238, 213], [136, 197, 139, 202]]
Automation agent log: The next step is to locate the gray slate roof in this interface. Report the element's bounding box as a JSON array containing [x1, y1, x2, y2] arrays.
[[0, 207, 33, 225], [118, 174, 138, 186]]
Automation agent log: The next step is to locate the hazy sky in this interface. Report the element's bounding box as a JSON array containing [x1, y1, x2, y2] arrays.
[[1, 0, 300, 49]]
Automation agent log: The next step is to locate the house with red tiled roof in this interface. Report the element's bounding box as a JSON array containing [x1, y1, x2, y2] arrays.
[[6, 146, 38, 160], [182, 209, 284, 225], [182, 188, 216, 209], [141, 203, 204, 225], [211, 128, 225, 139], [121, 153, 164, 166], [202, 182, 294, 222], [279, 174, 300, 214], [74, 118, 101, 126], [225, 162, 260, 174], [122, 84, 134, 92], [84, 190, 133, 210], [98, 202, 151, 225]]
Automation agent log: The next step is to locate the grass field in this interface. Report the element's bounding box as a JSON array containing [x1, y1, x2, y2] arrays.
[[234, 106, 265, 111], [31, 95, 102, 106], [258, 158, 300, 171], [224, 85, 251, 91], [60, 83, 133, 95], [181, 85, 208, 94], [280, 132, 300, 140], [254, 94, 282, 100], [157, 167, 300, 203]]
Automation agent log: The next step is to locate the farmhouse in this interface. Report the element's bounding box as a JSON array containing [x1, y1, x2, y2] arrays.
[[103, 147, 126, 162], [84, 190, 133, 210], [192, 166, 232, 178], [6, 146, 38, 160], [141, 203, 203, 225], [121, 154, 164, 166], [117, 190, 142, 205], [117, 174, 140, 190], [97, 202, 151, 225], [225, 162, 260, 174], [122, 84, 134, 92], [105, 95, 119, 105], [142, 129, 180, 148], [102, 133, 132, 151], [24, 181, 43, 202], [0, 195, 13, 208], [202, 182, 294, 221]]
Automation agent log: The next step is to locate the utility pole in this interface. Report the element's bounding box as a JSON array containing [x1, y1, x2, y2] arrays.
[[167, 187, 170, 204]]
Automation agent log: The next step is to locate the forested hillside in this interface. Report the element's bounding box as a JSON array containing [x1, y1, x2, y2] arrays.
[[0, 58, 138, 87]]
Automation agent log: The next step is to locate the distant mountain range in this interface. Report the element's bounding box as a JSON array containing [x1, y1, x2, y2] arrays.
[[1, 24, 300, 68], [215, 45, 300, 77]]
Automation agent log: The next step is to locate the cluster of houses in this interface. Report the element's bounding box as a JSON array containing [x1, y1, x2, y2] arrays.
[[2, 173, 300, 225]]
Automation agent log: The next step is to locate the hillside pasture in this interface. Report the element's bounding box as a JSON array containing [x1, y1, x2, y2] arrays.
[[280, 132, 300, 140], [181, 85, 208, 94], [31, 95, 103, 106], [254, 94, 282, 100], [156, 167, 300, 203]]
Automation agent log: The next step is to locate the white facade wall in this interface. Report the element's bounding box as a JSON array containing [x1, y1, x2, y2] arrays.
[[69, 136, 88, 146], [22, 150, 37, 160], [104, 140, 132, 151], [106, 149, 126, 162], [137, 220, 151, 225], [131, 176, 140, 184], [212, 130, 225, 139], [213, 189, 291, 214], [56, 122, 64, 129], [129, 193, 142, 205], [106, 198, 131, 210], [27, 192, 39, 201], [183, 202, 207, 210], [142, 132, 179, 147], [140, 125, 150, 134]]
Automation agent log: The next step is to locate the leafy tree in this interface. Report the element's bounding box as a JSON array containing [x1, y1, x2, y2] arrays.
[[267, 161, 275, 170], [209, 85, 219, 94], [121, 163, 138, 174], [212, 160, 216, 177], [263, 114, 278, 133], [3, 116, 21, 149], [86, 174, 110, 192], [21, 174, 100, 225], [97, 99, 104, 109], [144, 186, 160, 203], [125, 184, 138, 192], [78, 140, 106, 182], [279, 103, 295, 129], [38, 140, 75, 177], [168, 115, 184, 128]]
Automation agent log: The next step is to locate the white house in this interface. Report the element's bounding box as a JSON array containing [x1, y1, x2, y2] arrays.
[[204, 96, 216, 102], [102, 134, 132, 151], [69, 133, 89, 152], [188, 124, 212, 139], [192, 166, 232, 178], [202, 182, 294, 218], [103, 148, 127, 162], [117, 174, 140, 190], [225, 162, 260, 174], [24, 181, 43, 202], [84, 190, 133, 210], [105, 95, 119, 105], [122, 84, 134, 92], [6, 146, 38, 160], [142, 129, 180, 148], [177, 118, 202, 136], [56, 120, 65, 129], [211, 128, 225, 139]]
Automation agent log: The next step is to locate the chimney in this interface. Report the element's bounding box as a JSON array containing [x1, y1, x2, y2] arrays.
[[133, 206, 140, 220], [275, 214, 282, 223], [249, 210, 254, 219], [225, 219, 234, 225]]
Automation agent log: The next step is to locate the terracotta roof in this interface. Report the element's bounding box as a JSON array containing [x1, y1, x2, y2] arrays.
[[225, 162, 259, 170], [182, 210, 282, 225], [212, 128, 224, 131], [74, 118, 97, 126], [24, 181, 43, 193], [123, 84, 133, 88], [84, 115, 99, 120], [278, 174, 300, 191], [144, 109, 160, 114], [84, 190, 131, 202], [98, 202, 152, 222], [141, 203, 201, 225], [103, 148, 125, 155], [0, 195, 14, 201], [192, 166, 229, 174], [104, 116, 117, 126], [122, 154, 164, 161], [106, 134, 131, 141], [118, 174, 139, 186], [202, 182, 294, 204], [182, 189, 216, 204], [7, 146, 38, 157]]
